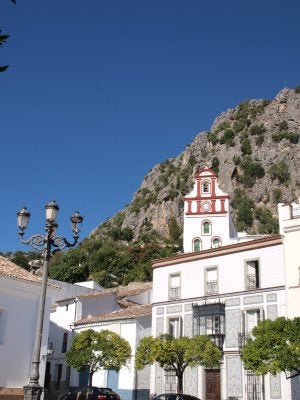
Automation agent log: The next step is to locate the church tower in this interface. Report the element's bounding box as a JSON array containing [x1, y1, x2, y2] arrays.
[[183, 166, 237, 253]]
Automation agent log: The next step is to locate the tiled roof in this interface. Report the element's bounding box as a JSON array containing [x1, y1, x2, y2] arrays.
[[78, 281, 152, 300], [0, 255, 60, 288], [74, 304, 152, 325], [0, 255, 42, 284]]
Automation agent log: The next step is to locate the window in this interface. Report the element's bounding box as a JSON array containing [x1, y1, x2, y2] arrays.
[[169, 273, 181, 300], [193, 303, 225, 350], [212, 237, 221, 248], [202, 180, 211, 193], [205, 267, 218, 295], [193, 238, 201, 252], [202, 220, 211, 235], [61, 332, 68, 353], [245, 260, 260, 290], [245, 309, 261, 334], [168, 317, 182, 338]]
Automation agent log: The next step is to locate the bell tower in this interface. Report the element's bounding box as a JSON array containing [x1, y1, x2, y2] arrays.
[[183, 166, 237, 253]]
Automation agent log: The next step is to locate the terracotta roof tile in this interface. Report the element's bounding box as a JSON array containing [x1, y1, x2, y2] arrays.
[[78, 281, 152, 300], [0, 255, 42, 284], [74, 304, 152, 325]]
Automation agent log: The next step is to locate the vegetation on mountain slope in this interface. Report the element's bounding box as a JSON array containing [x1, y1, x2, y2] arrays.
[[4, 86, 300, 287]]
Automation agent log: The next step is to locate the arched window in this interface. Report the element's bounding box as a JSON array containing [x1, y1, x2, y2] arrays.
[[202, 220, 211, 235], [193, 238, 201, 252], [202, 180, 211, 193], [212, 237, 221, 248]]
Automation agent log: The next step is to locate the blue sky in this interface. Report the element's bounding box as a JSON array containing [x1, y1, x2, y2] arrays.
[[1, 0, 299, 252]]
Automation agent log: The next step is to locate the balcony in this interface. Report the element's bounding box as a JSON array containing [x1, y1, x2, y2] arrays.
[[205, 280, 218, 295], [169, 287, 180, 301], [238, 332, 248, 352], [247, 274, 258, 290]]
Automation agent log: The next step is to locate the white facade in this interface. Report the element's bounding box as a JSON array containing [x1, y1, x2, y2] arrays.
[[47, 282, 152, 400], [151, 167, 294, 400], [278, 201, 300, 318], [0, 256, 58, 398]]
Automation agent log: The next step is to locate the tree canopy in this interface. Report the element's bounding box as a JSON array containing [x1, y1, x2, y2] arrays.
[[135, 334, 222, 393], [241, 317, 300, 378], [66, 329, 131, 386]]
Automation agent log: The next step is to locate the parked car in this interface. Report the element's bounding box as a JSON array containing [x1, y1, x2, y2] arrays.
[[153, 394, 201, 400], [58, 387, 121, 400]]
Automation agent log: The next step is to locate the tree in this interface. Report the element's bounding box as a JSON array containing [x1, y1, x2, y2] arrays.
[[241, 317, 300, 378], [135, 334, 222, 393], [66, 329, 131, 386], [1, 0, 16, 72]]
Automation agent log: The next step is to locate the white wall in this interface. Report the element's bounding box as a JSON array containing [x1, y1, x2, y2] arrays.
[[0, 277, 53, 389]]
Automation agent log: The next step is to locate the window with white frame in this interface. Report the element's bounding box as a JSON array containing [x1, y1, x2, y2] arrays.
[[245, 259, 260, 290], [193, 238, 201, 252], [202, 220, 211, 235], [169, 273, 181, 300], [205, 267, 218, 295], [245, 309, 262, 334], [168, 317, 182, 338]]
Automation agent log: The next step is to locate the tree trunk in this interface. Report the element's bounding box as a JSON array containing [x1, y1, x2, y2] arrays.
[[177, 372, 183, 394], [89, 370, 94, 386]]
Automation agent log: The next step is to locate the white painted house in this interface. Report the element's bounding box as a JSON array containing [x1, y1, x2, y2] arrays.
[[0, 256, 59, 400], [151, 167, 296, 400], [47, 282, 152, 400]]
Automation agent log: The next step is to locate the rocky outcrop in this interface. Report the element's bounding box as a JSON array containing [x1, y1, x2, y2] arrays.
[[92, 87, 300, 239]]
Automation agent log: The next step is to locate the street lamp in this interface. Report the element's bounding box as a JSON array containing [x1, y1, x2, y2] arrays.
[[17, 201, 83, 400]]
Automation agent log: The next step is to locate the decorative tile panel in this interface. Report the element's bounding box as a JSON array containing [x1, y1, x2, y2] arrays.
[[270, 374, 281, 399], [167, 305, 182, 314], [184, 366, 198, 396], [184, 314, 193, 337], [156, 307, 164, 315], [267, 293, 277, 302], [225, 309, 241, 348], [226, 356, 242, 397], [267, 304, 278, 321], [243, 295, 263, 305], [185, 303, 193, 312], [155, 365, 164, 394], [156, 317, 164, 336], [225, 298, 240, 307]]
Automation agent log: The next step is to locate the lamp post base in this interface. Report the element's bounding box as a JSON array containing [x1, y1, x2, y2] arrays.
[[24, 383, 43, 400]]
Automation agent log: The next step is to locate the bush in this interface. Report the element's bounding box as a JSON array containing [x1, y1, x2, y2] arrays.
[[294, 85, 300, 94], [233, 120, 246, 133], [255, 135, 264, 146], [254, 207, 279, 234], [272, 188, 282, 204], [211, 156, 220, 174], [279, 120, 288, 131], [269, 161, 290, 184], [250, 124, 266, 136], [220, 129, 235, 146], [232, 189, 254, 231], [236, 157, 265, 188], [241, 137, 252, 155], [207, 131, 219, 145], [272, 131, 299, 144]]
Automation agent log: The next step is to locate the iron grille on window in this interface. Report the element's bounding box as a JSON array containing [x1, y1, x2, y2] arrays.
[[247, 274, 258, 290], [170, 287, 180, 300], [206, 280, 218, 295], [245, 370, 262, 400]]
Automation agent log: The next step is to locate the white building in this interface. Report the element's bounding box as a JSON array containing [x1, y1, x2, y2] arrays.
[[278, 200, 300, 319], [0, 256, 59, 400], [151, 167, 294, 400], [47, 282, 152, 400]]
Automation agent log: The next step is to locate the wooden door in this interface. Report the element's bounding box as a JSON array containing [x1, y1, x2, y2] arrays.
[[206, 369, 221, 400]]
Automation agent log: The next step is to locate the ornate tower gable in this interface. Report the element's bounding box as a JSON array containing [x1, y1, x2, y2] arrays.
[[184, 166, 230, 215]]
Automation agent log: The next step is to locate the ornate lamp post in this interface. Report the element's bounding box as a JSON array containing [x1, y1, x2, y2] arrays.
[[17, 201, 83, 400]]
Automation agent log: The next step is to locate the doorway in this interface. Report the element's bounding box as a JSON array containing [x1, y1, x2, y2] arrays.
[[205, 369, 220, 400]]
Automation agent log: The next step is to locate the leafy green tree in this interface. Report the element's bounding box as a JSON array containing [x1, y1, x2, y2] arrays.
[[242, 317, 300, 378], [135, 334, 222, 393], [1, 0, 16, 72], [66, 329, 131, 386], [49, 247, 89, 283]]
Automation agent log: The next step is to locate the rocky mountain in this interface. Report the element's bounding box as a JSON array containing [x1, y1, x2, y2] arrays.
[[91, 86, 300, 241]]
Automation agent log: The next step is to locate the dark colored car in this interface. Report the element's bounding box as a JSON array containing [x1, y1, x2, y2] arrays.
[[153, 394, 201, 400], [58, 387, 121, 400]]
